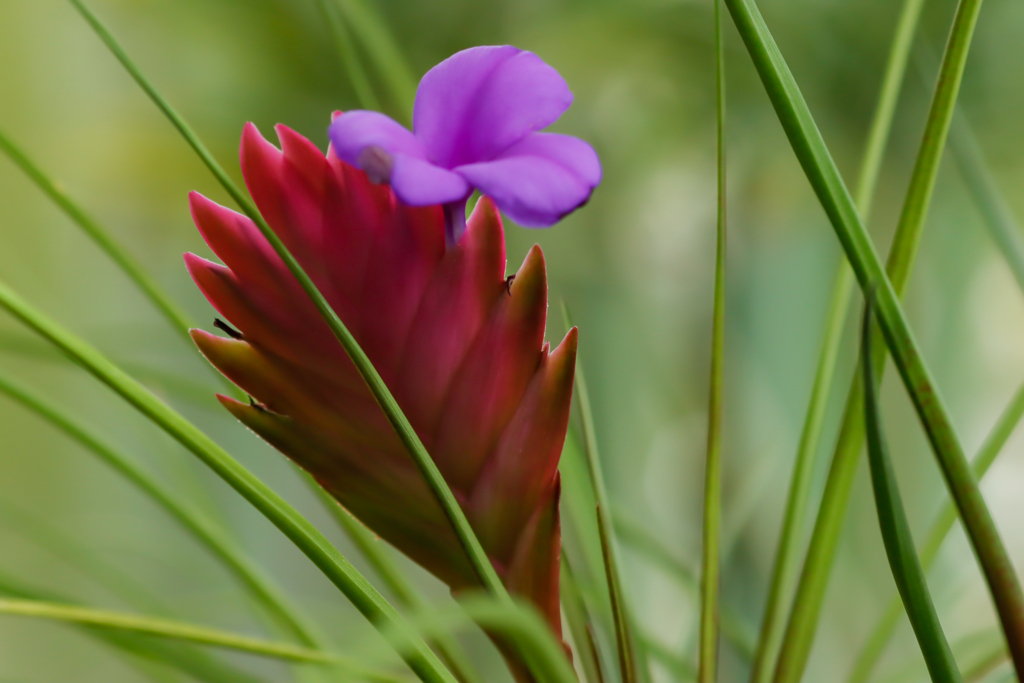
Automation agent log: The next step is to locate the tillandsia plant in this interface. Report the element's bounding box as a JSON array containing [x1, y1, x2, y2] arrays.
[[4, 0, 1024, 683]]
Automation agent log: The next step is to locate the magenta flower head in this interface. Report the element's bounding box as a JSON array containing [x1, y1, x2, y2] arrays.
[[329, 45, 601, 244], [184, 120, 577, 648]]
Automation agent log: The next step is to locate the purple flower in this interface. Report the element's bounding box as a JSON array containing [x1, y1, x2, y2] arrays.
[[329, 45, 602, 244]]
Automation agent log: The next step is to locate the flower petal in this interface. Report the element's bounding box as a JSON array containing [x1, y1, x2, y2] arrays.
[[455, 133, 601, 227], [328, 110, 426, 168], [414, 46, 573, 167], [389, 154, 471, 206]]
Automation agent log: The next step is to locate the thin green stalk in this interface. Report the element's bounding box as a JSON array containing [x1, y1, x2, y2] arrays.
[[307, 478, 481, 683], [66, 0, 508, 611], [312, 0, 382, 111], [613, 515, 755, 659], [563, 302, 641, 683], [717, 0, 1024, 678], [0, 570, 264, 683], [699, 2, 727, 679], [0, 597, 407, 682], [561, 558, 606, 683], [0, 372, 328, 653], [0, 128, 192, 342], [331, 0, 417, 118], [749, 0, 925, 678], [0, 279, 456, 683], [861, 296, 962, 683], [848, 377, 1024, 683]]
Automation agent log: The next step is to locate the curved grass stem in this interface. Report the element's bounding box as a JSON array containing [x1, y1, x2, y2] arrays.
[[861, 296, 962, 683], [748, 1, 925, 679], [718, 0, 1024, 680], [64, 0, 510, 618], [699, 1, 727, 679], [0, 277, 457, 683]]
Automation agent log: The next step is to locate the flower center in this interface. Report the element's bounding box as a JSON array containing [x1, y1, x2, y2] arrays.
[[357, 145, 394, 184]]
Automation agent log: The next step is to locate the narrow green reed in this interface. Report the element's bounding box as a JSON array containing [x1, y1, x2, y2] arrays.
[[561, 558, 606, 683], [699, 0, 727, 679], [0, 568, 264, 683], [861, 295, 962, 683], [312, 0, 382, 111], [65, 0, 510, 613], [306, 478, 481, 683], [719, 0, 1024, 680], [0, 279, 457, 683], [562, 303, 640, 683], [330, 0, 417, 118], [0, 372, 328, 653], [749, 1, 926, 678], [848, 377, 1024, 683], [0, 597, 407, 682]]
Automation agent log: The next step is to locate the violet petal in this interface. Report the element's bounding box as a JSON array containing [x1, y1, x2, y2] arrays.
[[390, 155, 471, 206], [454, 132, 601, 227], [328, 110, 426, 170], [414, 46, 573, 168]]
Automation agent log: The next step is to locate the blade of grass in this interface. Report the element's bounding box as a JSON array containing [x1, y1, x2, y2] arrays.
[[699, 1, 728, 677], [861, 294, 962, 683], [312, 0, 381, 111], [65, 0, 509, 612], [0, 278, 456, 683], [0, 597, 409, 681], [717, 0, 1024, 678], [561, 557, 606, 683], [748, 0, 926, 678], [613, 515, 756, 660], [306, 477, 481, 683], [848, 377, 1024, 683], [562, 301, 641, 683], [331, 0, 417, 119], [0, 371, 330, 654], [0, 570, 265, 683], [0, 128, 243, 402]]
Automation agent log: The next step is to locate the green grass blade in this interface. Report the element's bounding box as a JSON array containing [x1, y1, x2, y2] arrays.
[[861, 296, 962, 683], [717, 0, 1024, 678], [306, 477, 481, 683], [0, 371, 329, 653], [562, 302, 641, 683], [0, 570, 265, 683], [561, 557, 606, 683], [312, 0, 382, 111], [0, 128, 192, 344], [948, 111, 1024, 293], [65, 0, 509, 611], [331, 0, 417, 119], [848, 378, 1024, 683], [0, 278, 456, 683], [699, 1, 727, 677], [748, 0, 926, 678], [0, 597, 409, 682]]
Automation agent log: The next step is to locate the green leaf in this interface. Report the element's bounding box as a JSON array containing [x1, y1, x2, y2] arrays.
[[64, 0, 510, 620], [699, 1, 727, 677], [0, 597, 409, 682], [861, 295, 962, 683], [0, 278, 456, 683], [561, 303, 642, 683], [847, 377, 1024, 683], [718, 0, 1024, 679], [560, 558, 606, 683], [748, 0, 926, 678], [0, 371, 328, 653]]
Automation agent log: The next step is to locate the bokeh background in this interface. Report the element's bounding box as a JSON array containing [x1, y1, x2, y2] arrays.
[[1, 0, 1023, 681]]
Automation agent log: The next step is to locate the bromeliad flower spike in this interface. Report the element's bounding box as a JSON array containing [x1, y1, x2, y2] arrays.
[[329, 45, 602, 245], [184, 120, 579, 650]]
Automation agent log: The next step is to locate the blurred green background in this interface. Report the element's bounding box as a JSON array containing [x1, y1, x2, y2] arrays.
[[1, 0, 1024, 681]]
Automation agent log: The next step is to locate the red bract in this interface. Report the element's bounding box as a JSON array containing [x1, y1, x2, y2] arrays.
[[184, 121, 576, 638]]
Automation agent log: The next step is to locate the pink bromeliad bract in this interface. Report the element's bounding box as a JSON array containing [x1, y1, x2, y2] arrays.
[[185, 120, 577, 636]]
